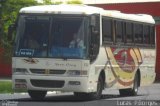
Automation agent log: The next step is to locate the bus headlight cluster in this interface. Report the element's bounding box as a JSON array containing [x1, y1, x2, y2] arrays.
[[13, 68, 29, 75], [15, 79, 27, 89], [67, 70, 88, 76]]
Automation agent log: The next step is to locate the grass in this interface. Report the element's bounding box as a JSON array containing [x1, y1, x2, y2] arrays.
[[0, 81, 14, 93], [0, 80, 27, 93]]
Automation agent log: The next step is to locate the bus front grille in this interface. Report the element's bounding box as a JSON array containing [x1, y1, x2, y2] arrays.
[[30, 69, 66, 75], [30, 79, 65, 88]]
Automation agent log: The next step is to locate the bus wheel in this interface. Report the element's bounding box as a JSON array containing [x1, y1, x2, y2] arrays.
[[93, 75, 103, 99], [74, 75, 103, 100], [119, 73, 139, 96], [131, 72, 139, 96], [28, 90, 47, 100]]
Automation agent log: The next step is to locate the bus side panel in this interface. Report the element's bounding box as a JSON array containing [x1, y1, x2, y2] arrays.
[[88, 46, 156, 91], [139, 48, 156, 86], [105, 47, 139, 89], [105, 47, 156, 89]]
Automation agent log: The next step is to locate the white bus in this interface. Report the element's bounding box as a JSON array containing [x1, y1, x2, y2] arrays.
[[11, 4, 156, 100]]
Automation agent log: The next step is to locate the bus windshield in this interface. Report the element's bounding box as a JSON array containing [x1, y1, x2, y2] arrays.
[[14, 15, 89, 59]]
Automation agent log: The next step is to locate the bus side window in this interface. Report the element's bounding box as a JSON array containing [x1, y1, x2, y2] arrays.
[[125, 22, 133, 44], [115, 21, 123, 43], [150, 26, 155, 46], [102, 17, 113, 44], [143, 25, 150, 45], [134, 23, 143, 45]]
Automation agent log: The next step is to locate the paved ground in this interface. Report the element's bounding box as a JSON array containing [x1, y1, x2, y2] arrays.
[[0, 83, 160, 106]]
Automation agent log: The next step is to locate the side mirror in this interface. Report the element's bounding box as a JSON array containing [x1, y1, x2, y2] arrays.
[[89, 14, 100, 63], [90, 15, 96, 27], [8, 24, 16, 41], [90, 14, 100, 35]]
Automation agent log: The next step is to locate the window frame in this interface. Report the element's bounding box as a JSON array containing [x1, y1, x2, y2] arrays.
[[102, 17, 114, 45], [101, 16, 155, 49]]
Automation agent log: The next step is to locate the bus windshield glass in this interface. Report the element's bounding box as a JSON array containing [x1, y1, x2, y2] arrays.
[[14, 15, 89, 59]]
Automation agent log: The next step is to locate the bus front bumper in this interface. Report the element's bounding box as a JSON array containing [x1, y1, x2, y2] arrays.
[[12, 75, 95, 93]]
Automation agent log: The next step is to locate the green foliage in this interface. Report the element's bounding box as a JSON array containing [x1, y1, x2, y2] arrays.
[[0, 0, 82, 64], [41, 0, 82, 5], [1, 0, 38, 36], [0, 0, 39, 63], [53, 1, 63, 5], [40, 0, 62, 5], [43, 0, 52, 5], [67, 0, 82, 4]]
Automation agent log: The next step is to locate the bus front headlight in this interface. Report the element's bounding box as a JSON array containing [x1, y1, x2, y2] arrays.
[[13, 68, 29, 75], [67, 70, 88, 76]]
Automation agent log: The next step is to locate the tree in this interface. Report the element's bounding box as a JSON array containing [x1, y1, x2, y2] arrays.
[[43, 0, 52, 5], [0, 0, 6, 39], [1, 0, 38, 37], [0, 0, 82, 63], [42, 0, 82, 5], [0, 0, 39, 63], [67, 0, 82, 4]]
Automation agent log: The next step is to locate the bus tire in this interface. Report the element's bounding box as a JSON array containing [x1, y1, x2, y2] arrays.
[[92, 75, 103, 99], [28, 90, 47, 100], [74, 75, 103, 100], [119, 72, 139, 96]]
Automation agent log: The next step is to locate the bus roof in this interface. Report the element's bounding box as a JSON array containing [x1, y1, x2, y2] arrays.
[[101, 10, 155, 24], [20, 4, 155, 24], [20, 4, 103, 15]]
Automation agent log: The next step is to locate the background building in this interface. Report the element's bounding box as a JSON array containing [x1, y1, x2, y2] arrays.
[[86, 0, 160, 81], [1, 0, 160, 81], [32, 0, 160, 81]]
